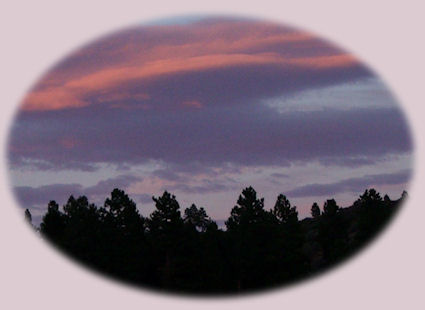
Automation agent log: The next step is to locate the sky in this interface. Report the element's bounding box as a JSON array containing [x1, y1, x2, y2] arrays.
[[8, 17, 413, 223]]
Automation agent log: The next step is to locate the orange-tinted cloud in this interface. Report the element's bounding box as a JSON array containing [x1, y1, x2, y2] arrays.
[[291, 54, 358, 69], [20, 19, 361, 112]]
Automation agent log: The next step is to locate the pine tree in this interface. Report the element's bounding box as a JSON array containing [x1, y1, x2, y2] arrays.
[[311, 202, 321, 218]]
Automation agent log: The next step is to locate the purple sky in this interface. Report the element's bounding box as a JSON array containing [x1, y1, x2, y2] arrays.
[[8, 17, 413, 222]]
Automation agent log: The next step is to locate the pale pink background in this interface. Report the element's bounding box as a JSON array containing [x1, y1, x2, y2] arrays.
[[0, 0, 424, 309]]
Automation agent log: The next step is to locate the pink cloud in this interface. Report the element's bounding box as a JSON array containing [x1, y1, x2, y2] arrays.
[[20, 19, 360, 112], [22, 53, 359, 111]]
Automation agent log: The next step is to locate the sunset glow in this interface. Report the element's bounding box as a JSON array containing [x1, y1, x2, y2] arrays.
[[9, 17, 412, 223]]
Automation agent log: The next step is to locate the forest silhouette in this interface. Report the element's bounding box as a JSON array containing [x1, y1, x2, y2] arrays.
[[27, 187, 406, 295]]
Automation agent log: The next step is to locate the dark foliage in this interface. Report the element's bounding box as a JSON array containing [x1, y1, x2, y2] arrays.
[[24, 209, 32, 225], [34, 186, 404, 295], [311, 202, 321, 218]]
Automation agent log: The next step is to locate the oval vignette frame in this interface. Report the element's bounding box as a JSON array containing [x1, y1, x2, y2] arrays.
[[6, 14, 415, 297]]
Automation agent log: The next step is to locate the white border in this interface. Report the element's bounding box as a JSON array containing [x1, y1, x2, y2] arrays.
[[1, 1, 424, 309]]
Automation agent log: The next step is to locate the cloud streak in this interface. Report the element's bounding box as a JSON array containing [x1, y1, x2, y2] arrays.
[[20, 18, 366, 112], [14, 175, 143, 209], [285, 170, 411, 198], [10, 107, 412, 171]]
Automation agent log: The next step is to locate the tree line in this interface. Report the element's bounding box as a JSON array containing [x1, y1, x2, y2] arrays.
[[25, 187, 406, 295]]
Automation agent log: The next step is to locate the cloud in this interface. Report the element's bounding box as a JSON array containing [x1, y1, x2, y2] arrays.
[[167, 178, 239, 194], [10, 158, 99, 172], [270, 173, 290, 179], [131, 193, 153, 204], [151, 169, 184, 182], [10, 18, 394, 174], [9, 106, 412, 172], [285, 170, 411, 198], [84, 175, 142, 196], [13, 175, 142, 209], [19, 18, 367, 112], [21, 53, 364, 113], [14, 183, 84, 209], [12, 169, 240, 213]]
